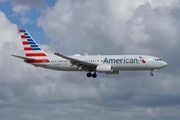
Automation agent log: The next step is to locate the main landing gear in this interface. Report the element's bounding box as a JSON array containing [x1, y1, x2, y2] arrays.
[[150, 70, 153, 76], [86, 72, 97, 78]]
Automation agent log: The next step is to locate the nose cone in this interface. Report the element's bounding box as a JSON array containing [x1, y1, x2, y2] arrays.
[[161, 61, 168, 68]]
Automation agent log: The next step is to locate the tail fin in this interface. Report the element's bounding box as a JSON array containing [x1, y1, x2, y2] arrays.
[[19, 29, 50, 63]]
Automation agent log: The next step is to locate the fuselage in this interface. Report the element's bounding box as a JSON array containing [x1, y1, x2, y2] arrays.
[[31, 53, 167, 73]]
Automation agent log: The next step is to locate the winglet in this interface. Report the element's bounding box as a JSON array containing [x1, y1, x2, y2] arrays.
[[51, 44, 59, 55], [50, 44, 69, 59]]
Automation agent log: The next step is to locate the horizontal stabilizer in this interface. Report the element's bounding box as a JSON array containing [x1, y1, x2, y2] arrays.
[[11, 55, 34, 61]]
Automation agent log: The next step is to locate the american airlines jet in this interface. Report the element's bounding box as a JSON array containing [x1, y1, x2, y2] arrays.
[[12, 30, 168, 78]]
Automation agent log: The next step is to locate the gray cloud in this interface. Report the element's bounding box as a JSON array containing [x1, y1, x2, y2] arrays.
[[12, 0, 45, 7], [10, 0, 45, 25], [37, 0, 180, 119]]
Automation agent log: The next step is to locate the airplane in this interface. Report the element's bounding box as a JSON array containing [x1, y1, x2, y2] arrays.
[[12, 29, 168, 78]]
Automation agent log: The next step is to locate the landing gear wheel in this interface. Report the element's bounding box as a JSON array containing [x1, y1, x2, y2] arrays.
[[150, 71, 153, 76], [150, 73, 153, 76], [86, 72, 92, 77], [92, 73, 97, 78]]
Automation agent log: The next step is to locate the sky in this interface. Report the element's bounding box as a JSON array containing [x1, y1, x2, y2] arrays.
[[0, 0, 180, 120]]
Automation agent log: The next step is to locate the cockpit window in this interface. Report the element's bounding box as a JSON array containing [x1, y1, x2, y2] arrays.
[[155, 59, 162, 61]]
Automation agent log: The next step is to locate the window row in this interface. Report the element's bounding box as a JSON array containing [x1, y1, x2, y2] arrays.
[[83, 60, 103, 62], [51, 60, 68, 63], [51, 60, 104, 63], [155, 59, 162, 61]]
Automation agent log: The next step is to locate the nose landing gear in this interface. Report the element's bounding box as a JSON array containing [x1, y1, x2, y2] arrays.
[[150, 70, 153, 76]]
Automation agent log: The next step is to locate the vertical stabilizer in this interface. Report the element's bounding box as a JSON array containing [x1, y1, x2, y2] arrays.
[[19, 29, 50, 63]]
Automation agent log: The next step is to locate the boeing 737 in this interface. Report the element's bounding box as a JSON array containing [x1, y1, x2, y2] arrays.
[[12, 30, 168, 78]]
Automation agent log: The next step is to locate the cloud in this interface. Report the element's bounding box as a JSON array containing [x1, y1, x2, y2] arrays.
[[10, 0, 45, 25], [37, 0, 180, 57], [108, 0, 178, 21], [36, 0, 180, 119], [11, 0, 45, 15], [12, 4, 31, 15], [12, 0, 44, 7], [19, 16, 33, 25], [1, 0, 180, 119]]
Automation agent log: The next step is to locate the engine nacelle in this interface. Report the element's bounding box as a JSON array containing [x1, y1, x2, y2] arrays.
[[96, 64, 113, 73]]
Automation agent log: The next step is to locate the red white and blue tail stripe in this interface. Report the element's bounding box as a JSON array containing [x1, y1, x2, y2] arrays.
[[19, 29, 50, 63]]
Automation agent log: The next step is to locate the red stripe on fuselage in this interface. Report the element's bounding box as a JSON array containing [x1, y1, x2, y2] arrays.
[[26, 59, 50, 63], [25, 53, 46, 57]]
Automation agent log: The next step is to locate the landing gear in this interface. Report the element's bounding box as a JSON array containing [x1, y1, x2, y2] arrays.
[[150, 71, 153, 76], [86, 72, 97, 78], [86, 72, 92, 77], [92, 73, 97, 78]]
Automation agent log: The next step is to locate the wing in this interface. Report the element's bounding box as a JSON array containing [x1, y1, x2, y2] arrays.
[[51, 45, 97, 71]]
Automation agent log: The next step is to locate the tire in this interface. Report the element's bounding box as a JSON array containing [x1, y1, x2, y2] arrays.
[[87, 72, 92, 77], [92, 73, 97, 78]]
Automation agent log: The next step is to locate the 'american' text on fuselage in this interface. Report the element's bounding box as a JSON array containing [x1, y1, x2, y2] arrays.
[[103, 58, 139, 64]]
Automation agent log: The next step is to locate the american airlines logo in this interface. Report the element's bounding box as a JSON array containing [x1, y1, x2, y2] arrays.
[[103, 56, 146, 64], [139, 56, 146, 63]]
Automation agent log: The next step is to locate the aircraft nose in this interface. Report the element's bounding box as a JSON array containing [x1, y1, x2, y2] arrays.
[[161, 61, 168, 67]]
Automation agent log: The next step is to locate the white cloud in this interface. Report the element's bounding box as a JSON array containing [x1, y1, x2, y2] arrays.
[[11, 0, 44, 15], [19, 16, 33, 25], [0, 11, 21, 57], [37, 0, 179, 55], [12, 5, 30, 15], [10, 0, 45, 25], [108, 0, 179, 21]]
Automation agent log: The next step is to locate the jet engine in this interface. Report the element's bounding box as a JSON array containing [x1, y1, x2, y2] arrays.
[[96, 64, 113, 72]]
